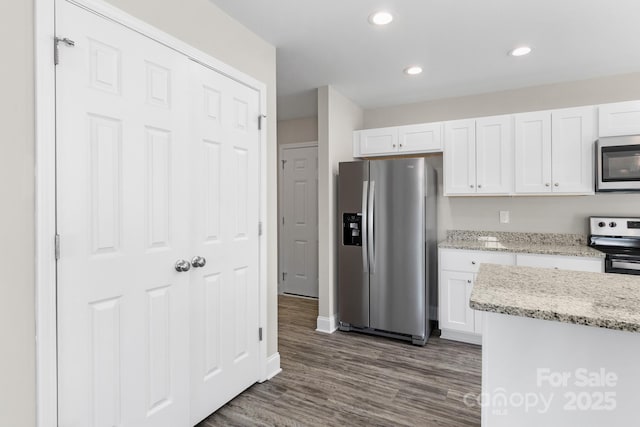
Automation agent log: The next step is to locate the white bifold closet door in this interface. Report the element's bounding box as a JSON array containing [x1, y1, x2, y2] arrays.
[[188, 61, 261, 424], [56, 1, 261, 426]]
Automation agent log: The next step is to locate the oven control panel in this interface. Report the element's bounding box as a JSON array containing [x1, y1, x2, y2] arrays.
[[590, 217, 640, 237]]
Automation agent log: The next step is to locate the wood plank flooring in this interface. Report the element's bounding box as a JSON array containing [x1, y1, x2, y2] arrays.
[[197, 295, 481, 426]]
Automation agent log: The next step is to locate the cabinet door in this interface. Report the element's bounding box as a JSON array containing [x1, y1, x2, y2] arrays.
[[439, 270, 475, 333], [476, 115, 513, 194], [359, 127, 398, 156], [599, 100, 640, 137], [551, 106, 596, 194], [444, 120, 476, 195], [515, 112, 552, 193], [398, 123, 443, 153], [516, 254, 603, 272]]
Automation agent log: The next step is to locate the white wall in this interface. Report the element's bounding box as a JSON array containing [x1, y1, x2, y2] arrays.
[[364, 71, 640, 128], [277, 116, 318, 145], [317, 86, 364, 329], [0, 1, 35, 425], [363, 72, 640, 240], [3, 1, 276, 425]]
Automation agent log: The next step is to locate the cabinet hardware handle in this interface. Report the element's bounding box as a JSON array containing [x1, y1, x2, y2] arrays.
[[470, 184, 474, 188], [554, 183, 559, 187], [392, 144, 396, 148], [174, 259, 191, 272], [545, 183, 550, 187], [471, 261, 476, 265], [399, 143, 403, 147], [467, 280, 472, 283], [478, 184, 482, 188]]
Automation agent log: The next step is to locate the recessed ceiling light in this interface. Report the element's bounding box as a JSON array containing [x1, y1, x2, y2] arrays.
[[369, 11, 393, 26], [404, 66, 423, 76], [509, 46, 532, 57]]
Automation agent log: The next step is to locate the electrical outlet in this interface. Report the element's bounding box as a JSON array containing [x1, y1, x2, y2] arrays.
[[500, 211, 510, 224]]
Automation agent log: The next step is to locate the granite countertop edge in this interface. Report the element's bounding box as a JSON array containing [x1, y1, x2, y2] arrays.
[[470, 264, 640, 333], [469, 300, 640, 333], [438, 240, 605, 258]]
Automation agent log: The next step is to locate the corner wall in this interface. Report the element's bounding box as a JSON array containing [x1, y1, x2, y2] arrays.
[[0, 0, 35, 425], [317, 86, 364, 332], [363, 72, 640, 240], [277, 116, 318, 145]]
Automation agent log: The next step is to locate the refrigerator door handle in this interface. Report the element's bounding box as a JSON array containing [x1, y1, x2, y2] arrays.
[[368, 180, 375, 273], [361, 181, 369, 273]]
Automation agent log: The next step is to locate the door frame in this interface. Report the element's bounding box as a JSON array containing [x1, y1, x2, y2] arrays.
[[35, 1, 269, 426], [277, 141, 318, 294]]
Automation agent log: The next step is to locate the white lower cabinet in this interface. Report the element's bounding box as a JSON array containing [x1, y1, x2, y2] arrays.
[[440, 270, 476, 334], [438, 248, 605, 344], [439, 249, 515, 344]]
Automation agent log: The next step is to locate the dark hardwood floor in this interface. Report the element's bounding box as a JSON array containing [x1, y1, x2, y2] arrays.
[[198, 295, 481, 426]]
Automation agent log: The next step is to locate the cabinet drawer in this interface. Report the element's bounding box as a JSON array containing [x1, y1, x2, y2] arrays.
[[516, 254, 603, 272], [440, 249, 515, 273]]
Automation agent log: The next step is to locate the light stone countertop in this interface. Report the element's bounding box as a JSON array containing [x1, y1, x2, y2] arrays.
[[438, 230, 605, 258], [470, 263, 640, 333]]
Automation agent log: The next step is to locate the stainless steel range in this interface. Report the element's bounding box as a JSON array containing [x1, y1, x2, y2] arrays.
[[589, 216, 640, 275]]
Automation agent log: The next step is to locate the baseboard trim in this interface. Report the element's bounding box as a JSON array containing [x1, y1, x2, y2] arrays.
[[316, 314, 338, 334], [440, 329, 482, 345], [264, 352, 282, 381]]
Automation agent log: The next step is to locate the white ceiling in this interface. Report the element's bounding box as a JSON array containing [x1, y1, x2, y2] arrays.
[[210, 0, 640, 120]]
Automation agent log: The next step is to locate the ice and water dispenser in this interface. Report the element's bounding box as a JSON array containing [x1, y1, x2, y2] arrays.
[[343, 213, 362, 246]]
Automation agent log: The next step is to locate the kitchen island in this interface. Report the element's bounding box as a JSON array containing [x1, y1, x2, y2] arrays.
[[470, 264, 640, 427]]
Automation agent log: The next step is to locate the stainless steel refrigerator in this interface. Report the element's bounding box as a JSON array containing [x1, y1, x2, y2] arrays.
[[338, 158, 437, 345]]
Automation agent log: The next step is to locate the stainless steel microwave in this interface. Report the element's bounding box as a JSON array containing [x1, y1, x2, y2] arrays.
[[596, 135, 640, 192]]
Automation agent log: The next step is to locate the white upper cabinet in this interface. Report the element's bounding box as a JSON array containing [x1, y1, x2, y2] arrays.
[[354, 123, 443, 157], [476, 115, 513, 194], [598, 100, 640, 137], [514, 111, 552, 193], [445, 116, 513, 195], [444, 120, 476, 194], [551, 106, 596, 194], [515, 106, 595, 195], [358, 127, 398, 156], [398, 123, 443, 153]]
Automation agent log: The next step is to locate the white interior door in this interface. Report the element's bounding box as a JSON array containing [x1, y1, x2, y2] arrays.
[[188, 61, 261, 424], [56, 2, 191, 426], [281, 145, 319, 298]]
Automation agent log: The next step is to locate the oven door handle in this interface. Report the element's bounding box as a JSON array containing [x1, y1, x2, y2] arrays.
[[610, 259, 640, 271]]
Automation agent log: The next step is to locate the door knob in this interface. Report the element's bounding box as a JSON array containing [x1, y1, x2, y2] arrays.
[[191, 256, 207, 268], [174, 259, 191, 272]]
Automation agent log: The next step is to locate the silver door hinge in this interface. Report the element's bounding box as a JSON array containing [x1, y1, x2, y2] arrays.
[[54, 234, 61, 260], [258, 114, 267, 130], [282, 272, 287, 281], [259, 327, 263, 341], [281, 159, 287, 169], [258, 221, 263, 236], [282, 216, 285, 225], [54, 37, 75, 65]]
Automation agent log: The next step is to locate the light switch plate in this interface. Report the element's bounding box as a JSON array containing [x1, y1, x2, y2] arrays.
[[500, 211, 510, 224]]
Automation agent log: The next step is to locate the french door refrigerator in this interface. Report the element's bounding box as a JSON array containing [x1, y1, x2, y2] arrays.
[[338, 158, 437, 345]]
